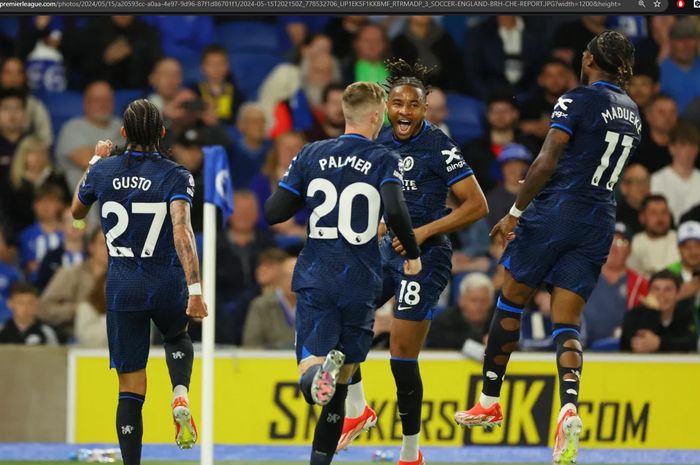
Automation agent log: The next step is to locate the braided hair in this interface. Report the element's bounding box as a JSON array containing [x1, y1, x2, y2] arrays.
[[586, 30, 635, 90], [122, 99, 164, 156], [383, 58, 434, 99]]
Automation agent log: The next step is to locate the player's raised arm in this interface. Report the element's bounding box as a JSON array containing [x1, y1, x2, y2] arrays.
[[170, 199, 208, 318], [71, 139, 112, 220], [381, 181, 422, 276]]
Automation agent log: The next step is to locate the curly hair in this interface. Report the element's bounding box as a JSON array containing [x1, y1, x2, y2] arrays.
[[586, 30, 635, 90], [121, 99, 165, 157], [383, 58, 434, 98]]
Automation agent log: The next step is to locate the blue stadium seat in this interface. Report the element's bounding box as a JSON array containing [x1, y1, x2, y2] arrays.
[[228, 52, 285, 101], [0, 17, 19, 40], [215, 22, 280, 53], [444, 92, 486, 146], [179, 56, 203, 87], [114, 89, 147, 115], [41, 91, 84, 137]]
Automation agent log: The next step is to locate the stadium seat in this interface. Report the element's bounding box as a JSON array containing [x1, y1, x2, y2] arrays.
[[114, 89, 147, 115], [0, 17, 19, 40], [228, 51, 285, 101], [41, 91, 84, 137], [215, 21, 280, 53], [444, 92, 486, 146]]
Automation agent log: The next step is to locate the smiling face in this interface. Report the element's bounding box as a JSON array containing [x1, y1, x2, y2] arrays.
[[387, 84, 427, 141]]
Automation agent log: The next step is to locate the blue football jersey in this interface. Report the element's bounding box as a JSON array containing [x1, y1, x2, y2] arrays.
[[78, 151, 195, 312], [377, 121, 473, 230], [544, 81, 642, 218], [279, 134, 403, 293]]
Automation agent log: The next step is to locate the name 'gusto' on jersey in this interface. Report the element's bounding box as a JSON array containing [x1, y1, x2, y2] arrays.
[[112, 176, 152, 191]]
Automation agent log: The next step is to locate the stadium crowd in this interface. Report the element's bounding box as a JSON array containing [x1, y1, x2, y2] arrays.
[[0, 14, 698, 354]]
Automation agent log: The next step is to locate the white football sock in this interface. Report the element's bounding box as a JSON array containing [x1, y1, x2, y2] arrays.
[[399, 433, 420, 461], [345, 381, 367, 418], [173, 384, 188, 403], [479, 393, 499, 408]]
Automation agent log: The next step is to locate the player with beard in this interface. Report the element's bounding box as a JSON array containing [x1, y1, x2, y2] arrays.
[[454, 30, 638, 465], [337, 59, 488, 465], [304, 83, 346, 142]]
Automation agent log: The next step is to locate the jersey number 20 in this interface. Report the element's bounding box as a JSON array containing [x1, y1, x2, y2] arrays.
[[591, 130, 634, 191], [101, 201, 167, 257], [307, 179, 380, 246]]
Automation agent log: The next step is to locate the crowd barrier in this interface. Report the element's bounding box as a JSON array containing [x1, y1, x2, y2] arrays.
[[65, 349, 700, 449]]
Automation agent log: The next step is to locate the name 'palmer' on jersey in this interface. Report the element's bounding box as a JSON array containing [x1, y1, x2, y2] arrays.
[[279, 134, 404, 293], [545, 81, 641, 211]]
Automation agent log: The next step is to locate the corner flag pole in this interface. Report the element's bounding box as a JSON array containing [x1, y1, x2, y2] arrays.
[[201, 202, 217, 465]]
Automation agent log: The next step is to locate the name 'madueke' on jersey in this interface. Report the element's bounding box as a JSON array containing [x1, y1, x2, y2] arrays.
[[78, 151, 194, 312], [376, 121, 473, 229], [544, 81, 642, 223], [278, 134, 404, 294]]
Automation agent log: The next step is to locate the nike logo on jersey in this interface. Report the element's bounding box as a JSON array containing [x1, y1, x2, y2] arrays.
[[554, 97, 572, 111], [397, 305, 413, 311]]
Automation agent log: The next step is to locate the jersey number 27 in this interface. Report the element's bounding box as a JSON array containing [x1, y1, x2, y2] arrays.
[[101, 201, 167, 258]]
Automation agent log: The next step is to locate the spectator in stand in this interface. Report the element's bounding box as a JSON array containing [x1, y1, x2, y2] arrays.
[[55, 81, 122, 190], [249, 131, 308, 240], [628, 60, 660, 113], [215, 190, 276, 345], [147, 57, 184, 117], [632, 94, 676, 174], [463, 91, 538, 194], [628, 194, 680, 276], [520, 58, 574, 144], [651, 122, 700, 224], [35, 208, 86, 292], [0, 88, 29, 187], [391, 16, 466, 93], [621, 270, 696, 353], [18, 184, 64, 282], [303, 83, 345, 142], [341, 23, 389, 85], [464, 16, 543, 100], [5, 136, 69, 232], [81, 16, 162, 89], [425, 87, 451, 138], [242, 255, 297, 349], [194, 45, 245, 125], [0, 281, 58, 345], [17, 16, 67, 95], [617, 163, 651, 236], [551, 16, 607, 76], [0, 57, 53, 145], [584, 223, 648, 349], [667, 221, 700, 303], [486, 143, 532, 228], [0, 226, 21, 323], [142, 16, 214, 64], [426, 272, 493, 350], [258, 34, 338, 135], [74, 270, 107, 347], [39, 229, 107, 342], [325, 16, 368, 60], [520, 287, 554, 351], [660, 18, 700, 113], [229, 103, 272, 189], [254, 248, 289, 295]]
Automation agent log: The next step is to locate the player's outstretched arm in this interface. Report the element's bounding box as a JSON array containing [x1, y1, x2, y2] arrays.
[[391, 175, 488, 255], [170, 199, 208, 318], [71, 140, 112, 220], [381, 182, 422, 275], [490, 128, 570, 241], [264, 188, 305, 225]]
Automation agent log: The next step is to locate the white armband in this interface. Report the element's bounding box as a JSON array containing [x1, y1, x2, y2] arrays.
[[188, 283, 202, 296], [509, 204, 525, 218]]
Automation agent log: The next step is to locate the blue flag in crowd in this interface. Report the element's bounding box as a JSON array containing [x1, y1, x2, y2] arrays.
[[203, 145, 234, 219]]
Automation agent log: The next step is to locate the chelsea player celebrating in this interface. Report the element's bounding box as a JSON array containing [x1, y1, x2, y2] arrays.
[[455, 31, 639, 465], [339, 60, 488, 465], [71, 100, 207, 465]]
